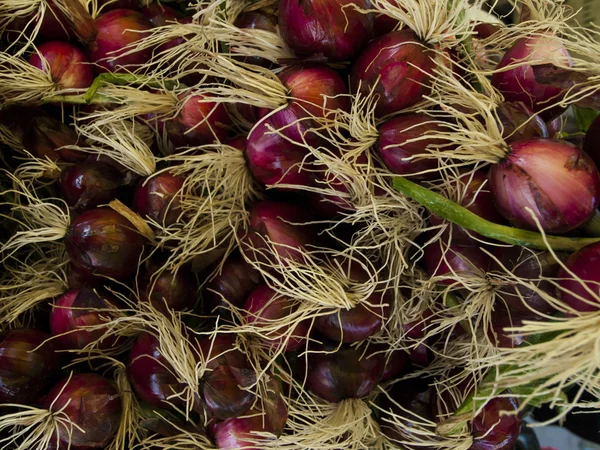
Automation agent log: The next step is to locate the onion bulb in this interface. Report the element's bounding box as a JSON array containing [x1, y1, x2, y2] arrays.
[[60, 161, 125, 211], [28, 41, 94, 90], [557, 242, 600, 312]]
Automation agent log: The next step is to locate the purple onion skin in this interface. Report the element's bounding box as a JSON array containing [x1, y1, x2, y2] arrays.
[[204, 252, 262, 315], [378, 113, 447, 180], [233, 11, 278, 68], [583, 114, 600, 168], [302, 343, 385, 403], [491, 36, 572, 120], [279, 0, 373, 61], [0, 328, 61, 404], [557, 242, 600, 312], [243, 285, 309, 351], [65, 207, 147, 279], [494, 247, 564, 315], [28, 41, 94, 90], [351, 30, 435, 118], [497, 102, 549, 144], [489, 138, 600, 233], [41, 373, 122, 450], [377, 347, 410, 382], [87, 9, 153, 73], [471, 396, 521, 450], [60, 161, 124, 211], [50, 288, 122, 350], [128, 333, 185, 409], [133, 172, 184, 226], [140, 4, 181, 26], [423, 240, 491, 285], [22, 113, 84, 162], [138, 261, 197, 314]]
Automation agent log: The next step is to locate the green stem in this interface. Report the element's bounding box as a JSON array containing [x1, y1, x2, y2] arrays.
[[41, 92, 116, 104], [84, 73, 180, 104], [393, 177, 600, 252]]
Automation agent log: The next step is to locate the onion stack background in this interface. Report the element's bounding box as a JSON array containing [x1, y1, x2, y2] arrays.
[[0, 0, 600, 448]]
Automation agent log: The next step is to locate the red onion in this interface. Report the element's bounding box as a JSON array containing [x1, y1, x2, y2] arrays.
[[423, 239, 491, 284], [50, 287, 122, 350], [41, 373, 122, 450], [302, 342, 384, 403], [0, 328, 61, 404], [279, 0, 373, 61], [133, 172, 184, 226], [60, 161, 125, 211], [67, 263, 104, 289], [243, 284, 309, 351], [491, 35, 572, 120], [128, 332, 185, 408], [86, 9, 153, 73], [374, 12, 399, 38], [583, 114, 600, 168], [489, 138, 600, 233], [496, 101, 549, 144], [197, 334, 256, 420], [557, 242, 600, 312], [204, 252, 262, 315], [351, 30, 435, 117], [487, 311, 530, 348], [378, 113, 448, 179], [64, 207, 147, 279], [138, 260, 197, 314], [140, 4, 181, 26], [28, 41, 94, 90], [471, 395, 521, 450], [233, 11, 278, 68]]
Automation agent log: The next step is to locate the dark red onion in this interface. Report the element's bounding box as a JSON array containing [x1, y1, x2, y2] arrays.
[[67, 263, 104, 289], [128, 332, 185, 408], [41, 373, 122, 450], [351, 30, 435, 118], [50, 287, 122, 350], [21, 111, 84, 162], [423, 239, 491, 285], [279, 0, 373, 61], [557, 242, 600, 312], [140, 4, 181, 26], [496, 101, 549, 144], [87, 9, 153, 73], [374, 12, 400, 38], [378, 113, 447, 179], [583, 114, 600, 168], [28, 41, 94, 90], [233, 11, 278, 68], [471, 395, 521, 450], [243, 285, 309, 351], [133, 172, 184, 226], [60, 161, 125, 211], [487, 310, 530, 348], [378, 348, 410, 381], [302, 342, 384, 403], [489, 138, 600, 233], [494, 247, 564, 314], [491, 35, 572, 120], [64, 207, 147, 279], [197, 334, 256, 420], [0, 328, 60, 404], [138, 260, 197, 314]]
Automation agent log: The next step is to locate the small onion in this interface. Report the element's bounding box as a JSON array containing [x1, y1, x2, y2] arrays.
[[60, 161, 125, 211], [50, 287, 122, 350], [471, 395, 521, 450], [351, 30, 435, 117], [302, 342, 384, 403], [0, 328, 61, 404], [128, 332, 185, 408], [138, 260, 197, 314], [243, 284, 309, 351], [279, 0, 373, 61], [133, 172, 185, 226], [557, 242, 600, 312], [489, 138, 600, 233], [41, 373, 122, 450], [64, 207, 147, 279], [28, 41, 94, 90]]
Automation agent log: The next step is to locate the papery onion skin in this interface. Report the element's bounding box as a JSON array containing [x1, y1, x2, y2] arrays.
[[0, 328, 61, 404], [28, 41, 94, 90], [471, 395, 521, 450], [489, 138, 600, 233], [303, 343, 384, 403], [496, 102, 549, 144], [60, 161, 125, 211], [23, 112, 84, 162], [243, 285, 309, 351], [378, 113, 447, 180], [557, 242, 600, 312], [50, 288, 122, 350], [491, 35, 572, 120], [351, 30, 435, 117], [87, 9, 153, 73], [128, 333, 185, 408], [65, 207, 147, 279], [133, 172, 184, 226], [42, 373, 122, 450], [279, 0, 373, 61]]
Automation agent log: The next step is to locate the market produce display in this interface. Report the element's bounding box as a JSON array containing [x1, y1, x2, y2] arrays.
[[0, 0, 599, 449]]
